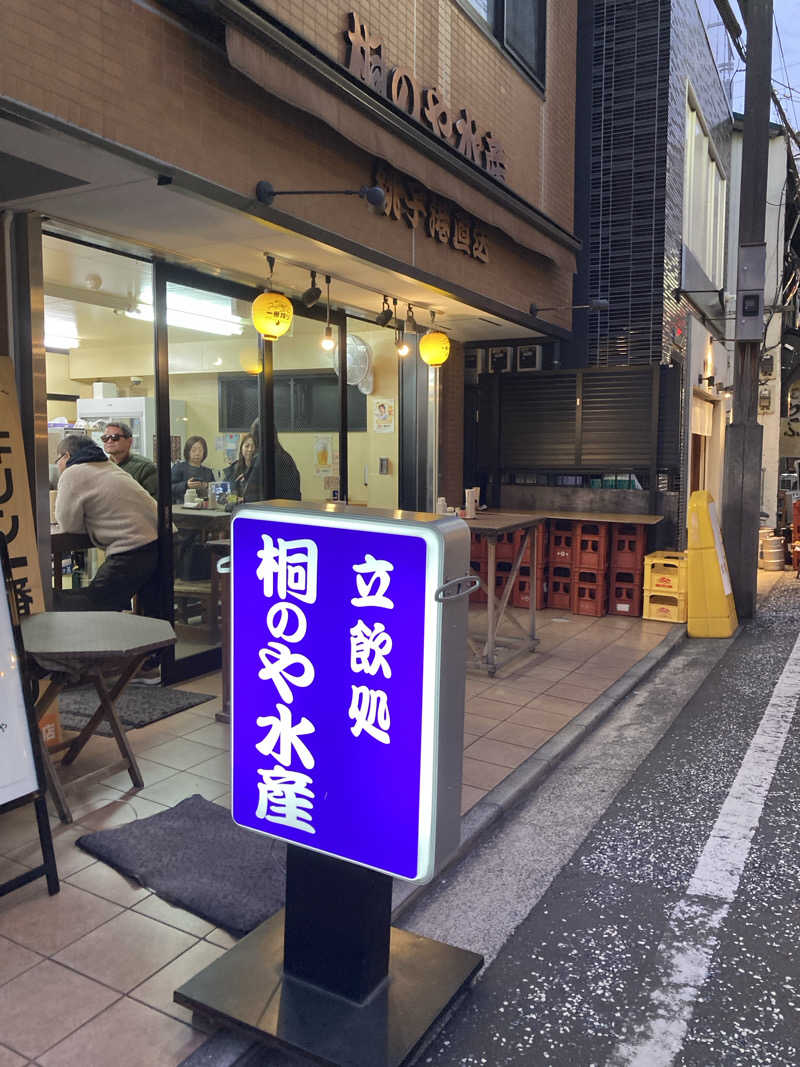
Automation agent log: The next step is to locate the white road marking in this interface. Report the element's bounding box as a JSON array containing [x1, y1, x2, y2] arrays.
[[609, 628, 800, 1066]]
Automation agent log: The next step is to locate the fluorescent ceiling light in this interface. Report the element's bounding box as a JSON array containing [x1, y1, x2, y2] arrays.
[[128, 291, 245, 336], [45, 334, 80, 350]]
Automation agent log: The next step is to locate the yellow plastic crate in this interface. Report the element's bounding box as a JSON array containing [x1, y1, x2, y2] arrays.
[[643, 591, 687, 623], [644, 551, 688, 594]]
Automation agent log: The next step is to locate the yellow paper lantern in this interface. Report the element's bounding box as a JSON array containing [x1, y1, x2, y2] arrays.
[[251, 291, 293, 340], [419, 330, 451, 367]]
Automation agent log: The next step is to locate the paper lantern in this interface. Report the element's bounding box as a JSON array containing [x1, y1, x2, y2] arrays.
[[419, 330, 450, 366], [251, 291, 293, 340]]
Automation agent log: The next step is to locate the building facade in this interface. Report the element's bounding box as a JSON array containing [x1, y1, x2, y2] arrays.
[[0, 0, 579, 680]]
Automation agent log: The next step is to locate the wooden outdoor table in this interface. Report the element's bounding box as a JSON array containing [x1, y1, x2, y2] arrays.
[[21, 612, 176, 823], [465, 512, 545, 676]]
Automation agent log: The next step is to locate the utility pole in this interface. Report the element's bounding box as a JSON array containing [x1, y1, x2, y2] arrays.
[[721, 0, 773, 619]]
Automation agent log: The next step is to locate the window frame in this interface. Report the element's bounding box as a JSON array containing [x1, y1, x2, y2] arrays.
[[453, 0, 547, 91], [683, 85, 727, 290]]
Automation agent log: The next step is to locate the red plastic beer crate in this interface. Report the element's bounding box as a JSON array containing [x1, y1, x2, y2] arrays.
[[494, 531, 516, 562], [572, 568, 608, 617], [610, 523, 647, 571], [469, 560, 487, 604], [512, 564, 547, 610], [470, 531, 487, 561], [575, 521, 610, 570], [535, 564, 548, 610], [609, 570, 643, 617], [547, 564, 572, 610], [549, 520, 575, 566], [513, 524, 548, 566]]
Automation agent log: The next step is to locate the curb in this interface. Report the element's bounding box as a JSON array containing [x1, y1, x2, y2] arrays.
[[391, 623, 688, 920]]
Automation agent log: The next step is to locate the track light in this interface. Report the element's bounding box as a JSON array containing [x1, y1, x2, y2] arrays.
[[376, 296, 393, 327], [321, 275, 336, 351], [406, 304, 416, 330], [395, 328, 410, 357], [301, 270, 321, 308]]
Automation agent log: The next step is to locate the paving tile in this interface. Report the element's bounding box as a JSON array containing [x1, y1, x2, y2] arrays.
[[460, 785, 486, 815], [462, 731, 479, 749], [508, 706, 580, 731], [136, 737, 222, 771], [464, 677, 492, 698], [134, 771, 229, 807], [53, 910, 196, 993], [478, 681, 550, 705], [131, 940, 225, 1022], [171, 672, 222, 697], [0, 936, 42, 988], [132, 895, 215, 937], [0, 806, 56, 856], [486, 721, 554, 750], [187, 752, 230, 785], [546, 681, 609, 704], [213, 792, 231, 809], [566, 664, 627, 685], [461, 758, 511, 791], [463, 737, 533, 770], [205, 927, 239, 949], [66, 862, 150, 908], [0, 882, 121, 956], [463, 713, 500, 737], [159, 709, 218, 736], [0, 1043, 27, 1066], [465, 696, 519, 722], [513, 661, 575, 683], [9, 826, 97, 880], [0, 857, 31, 887], [182, 722, 230, 749], [0, 960, 119, 1060], [37, 996, 205, 1067], [100, 758, 177, 792], [74, 795, 167, 833], [524, 693, 588, 717]]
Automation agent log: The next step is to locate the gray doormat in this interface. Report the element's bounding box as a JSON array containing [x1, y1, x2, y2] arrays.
[[58, 686, 214, 736], [76, 794, 286, 935]]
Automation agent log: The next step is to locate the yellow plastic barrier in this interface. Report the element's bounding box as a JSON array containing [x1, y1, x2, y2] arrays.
[[687, 490, 738, 638], [644, 551, 688, 594]]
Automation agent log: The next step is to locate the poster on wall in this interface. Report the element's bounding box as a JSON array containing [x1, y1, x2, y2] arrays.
[[373, 398, 395, 434], [314, 435, 333, 476], [0, 543, 38, 809]]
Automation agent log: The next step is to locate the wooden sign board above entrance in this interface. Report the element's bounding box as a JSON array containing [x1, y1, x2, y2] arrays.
[[374, 162, 489, 263], [344, 11, 509, 186]]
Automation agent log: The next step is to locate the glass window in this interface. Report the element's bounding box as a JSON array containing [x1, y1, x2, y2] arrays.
[[346, 319, 399, 509], [505, 0, 544, 79], [462, 0, 494, 23]]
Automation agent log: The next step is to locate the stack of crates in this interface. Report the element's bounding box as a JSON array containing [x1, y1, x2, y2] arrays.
[[546, 519, 575, 610], [609, 523, 648, 617], [793, 500, 800, 572], [643, 550, 688, 622], [469, 531, 487, 604], [571, 521, 610, 616], [512, 524, 549, 610]]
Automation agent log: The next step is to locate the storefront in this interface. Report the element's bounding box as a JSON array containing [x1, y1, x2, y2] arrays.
[[0, 0, 579, 682]]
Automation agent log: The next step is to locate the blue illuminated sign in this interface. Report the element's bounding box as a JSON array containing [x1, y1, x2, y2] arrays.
[[231, 506, 445, 881]]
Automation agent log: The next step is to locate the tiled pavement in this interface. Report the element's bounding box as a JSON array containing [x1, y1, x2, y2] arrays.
[[0, 610, 675, 1065]]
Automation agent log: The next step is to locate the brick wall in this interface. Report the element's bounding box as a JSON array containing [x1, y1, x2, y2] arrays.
[[0, 0, 576, 321]]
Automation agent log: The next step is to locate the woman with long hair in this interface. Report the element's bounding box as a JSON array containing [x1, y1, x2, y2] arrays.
[[224, 432, 256, 493]]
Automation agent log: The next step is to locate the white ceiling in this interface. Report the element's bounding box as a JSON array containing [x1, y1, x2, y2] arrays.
[[1, 114, 545, 343]]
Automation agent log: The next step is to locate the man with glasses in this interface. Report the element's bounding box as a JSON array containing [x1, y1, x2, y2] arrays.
[[101, 422, 158, 499]]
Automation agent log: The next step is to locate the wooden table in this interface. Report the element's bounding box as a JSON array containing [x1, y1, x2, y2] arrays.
[[21, 612, 176, 823], [466, 512, 545, 675]]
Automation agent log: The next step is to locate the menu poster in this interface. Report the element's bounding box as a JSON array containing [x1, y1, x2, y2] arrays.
[[0, 541, 38, 809]]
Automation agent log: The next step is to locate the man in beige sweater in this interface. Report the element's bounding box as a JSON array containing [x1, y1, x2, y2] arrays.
[[54, 435, 160, 616]]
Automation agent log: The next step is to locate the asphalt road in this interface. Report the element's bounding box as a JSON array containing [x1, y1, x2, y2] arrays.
[[409, 573, 800, 1066]]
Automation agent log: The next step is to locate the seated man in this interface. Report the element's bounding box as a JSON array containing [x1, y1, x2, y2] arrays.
[[101, 421, 158, 499], [54, 434, 160, 618]]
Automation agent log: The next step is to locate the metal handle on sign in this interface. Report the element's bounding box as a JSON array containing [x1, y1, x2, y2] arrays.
[[216, 555, 231, 574], [434, 574, 480, 602]]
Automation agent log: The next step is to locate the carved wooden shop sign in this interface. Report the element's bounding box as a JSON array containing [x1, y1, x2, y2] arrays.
[[374, 162, 489, 263], [344, 11, 509, 186]]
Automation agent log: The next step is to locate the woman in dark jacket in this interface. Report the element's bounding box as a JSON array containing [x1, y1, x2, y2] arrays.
[[171, 435, 215, 503], [223, 432, 256, 495]]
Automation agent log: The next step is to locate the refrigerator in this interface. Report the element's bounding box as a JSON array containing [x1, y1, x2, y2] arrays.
[[75, 396, 186, 460]]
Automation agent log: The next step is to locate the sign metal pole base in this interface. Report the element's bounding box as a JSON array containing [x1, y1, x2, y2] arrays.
[[174, 846, 483, 1067]]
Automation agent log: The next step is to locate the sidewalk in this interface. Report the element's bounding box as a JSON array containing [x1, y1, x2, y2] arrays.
[[0, 607, 688, 1067]]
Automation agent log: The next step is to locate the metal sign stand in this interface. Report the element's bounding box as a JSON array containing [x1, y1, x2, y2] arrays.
[[0, 534, 59, 902], [175, 846, 482, 1067]]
